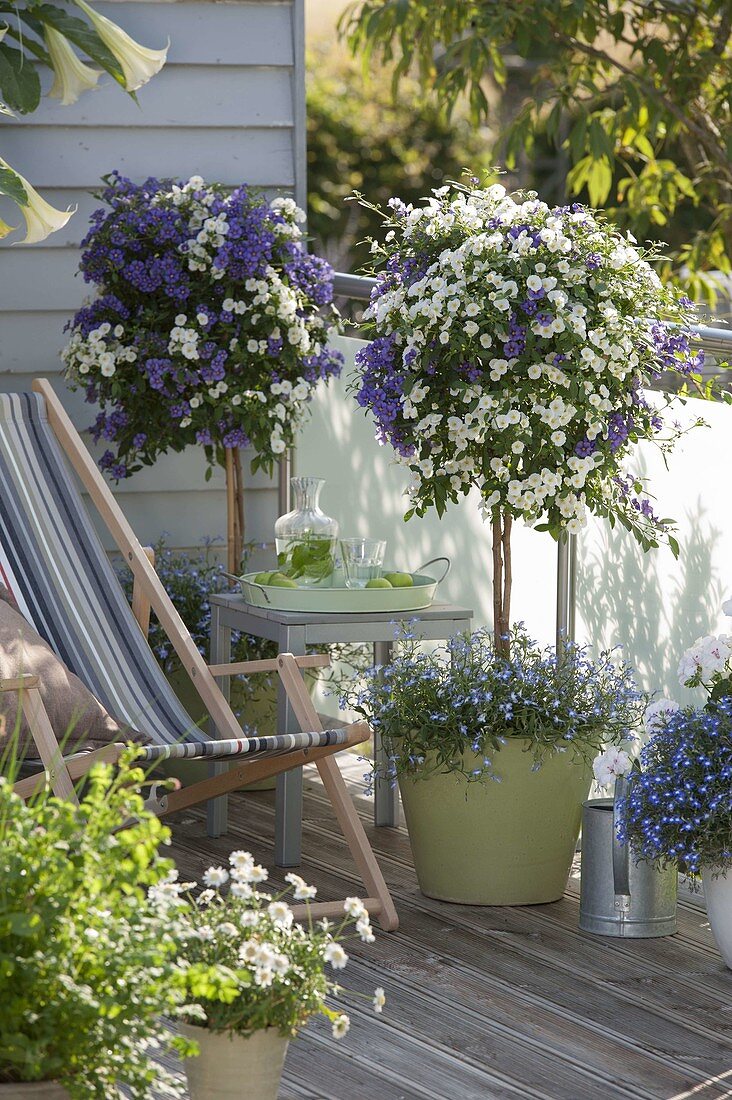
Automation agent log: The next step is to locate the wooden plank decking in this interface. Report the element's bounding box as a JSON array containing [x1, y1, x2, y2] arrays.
[[166, 763, 732, 1100]]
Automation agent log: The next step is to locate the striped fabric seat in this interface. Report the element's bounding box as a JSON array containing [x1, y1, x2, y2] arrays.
[[0, 392, 345, 761]]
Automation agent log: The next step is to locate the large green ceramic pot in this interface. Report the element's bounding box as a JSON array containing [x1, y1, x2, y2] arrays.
[[398, 737, 592, 905]]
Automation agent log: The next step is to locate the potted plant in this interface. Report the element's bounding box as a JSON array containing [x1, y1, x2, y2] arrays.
[[621, 600, 732, 965], [63, 173, 344, 572], [171, 851, 385, 1099], [352, 177, 703, 657], [0, 751, 194, 1097], [342, 627, 645, 904]]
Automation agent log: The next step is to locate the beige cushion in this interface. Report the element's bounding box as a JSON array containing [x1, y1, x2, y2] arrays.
[[0, 593, 139, 760]]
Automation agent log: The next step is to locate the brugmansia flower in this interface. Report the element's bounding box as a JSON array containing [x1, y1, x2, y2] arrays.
[[0, 158, 74, 244], [45, 26, 101, 105], [74, 0, 168, 91]]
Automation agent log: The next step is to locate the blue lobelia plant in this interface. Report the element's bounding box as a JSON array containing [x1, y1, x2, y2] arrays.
[[340, 625, 646, 789]]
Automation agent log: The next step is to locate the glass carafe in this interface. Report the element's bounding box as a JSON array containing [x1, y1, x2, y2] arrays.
[[274, 477, 339, 587]]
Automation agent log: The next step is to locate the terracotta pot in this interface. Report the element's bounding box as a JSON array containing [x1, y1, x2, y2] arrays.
[[0, 1084, 70, 1098], [399, 737, 592, 905], [180, 1021, 289, 1100]]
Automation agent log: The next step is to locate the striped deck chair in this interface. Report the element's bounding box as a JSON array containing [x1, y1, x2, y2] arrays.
[[0, 380, 397, 930]]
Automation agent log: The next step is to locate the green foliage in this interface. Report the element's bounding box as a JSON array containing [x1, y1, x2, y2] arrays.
[[306, 43, 494, 272], [0, 756, 193, 1096], [341, 0, 732, 291], [277, 536, 336, 582]]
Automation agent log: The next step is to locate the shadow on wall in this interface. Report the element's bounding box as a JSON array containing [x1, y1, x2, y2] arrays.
[[577, 494, 723, 706]]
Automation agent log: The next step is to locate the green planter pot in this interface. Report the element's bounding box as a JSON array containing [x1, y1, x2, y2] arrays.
[[398, 737, 592, 905]]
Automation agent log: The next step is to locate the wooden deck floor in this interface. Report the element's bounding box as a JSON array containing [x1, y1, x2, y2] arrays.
[[166, 764, 732, 1100]]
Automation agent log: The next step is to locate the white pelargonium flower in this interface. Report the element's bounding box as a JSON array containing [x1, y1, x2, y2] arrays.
[[678, 634, 732, 686], [74, 0, 168, 91], [593, 747, 632, 787]]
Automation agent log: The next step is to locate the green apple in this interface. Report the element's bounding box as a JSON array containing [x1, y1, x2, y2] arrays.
[[268, 573, 299, 589], [365, 577, 393, 589], [383, 571, 414, 588], [253, 571, 274, 585]]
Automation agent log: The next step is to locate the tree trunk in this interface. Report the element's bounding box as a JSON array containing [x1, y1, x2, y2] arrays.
[[491, 508, 513, 659], [224, 447, 245, 574]]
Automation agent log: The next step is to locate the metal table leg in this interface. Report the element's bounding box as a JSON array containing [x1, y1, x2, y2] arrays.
[[206, 602, 231, 838], [274, 624, 306, 866], [373, 639, 400, 827]]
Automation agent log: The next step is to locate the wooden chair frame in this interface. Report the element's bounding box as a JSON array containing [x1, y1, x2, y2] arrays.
[[1, 379, 398, 931]]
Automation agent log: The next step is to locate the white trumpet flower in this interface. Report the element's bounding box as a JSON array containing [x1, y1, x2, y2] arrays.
[[45, 26, 101, 105], [0, 158, 74, 244], [74, 0, 168, 91]]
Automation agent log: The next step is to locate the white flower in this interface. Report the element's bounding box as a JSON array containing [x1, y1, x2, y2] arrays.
[[218, 922, 238, 937], [332, 1014, 350, 1039], [0, 157, 74, 244], [722, 598, 732, 617], [678, 634, 732, 686], [45, 26, 101, 105], [230, 881, 253, 900], [373, 987, 386, 1014], [644, 697, 680, 734], [196, 312, 209, 326], [175, 314, 187, 326], [285, 872, 317, 900], [343, 896, 368, 920], [74, 0, 168, 91], [324, 942, 348, 969], [202, 866, 229, 888], [356, 917, 375, 943], [593, 747, 632, 787], [267, 901, 294, 928]]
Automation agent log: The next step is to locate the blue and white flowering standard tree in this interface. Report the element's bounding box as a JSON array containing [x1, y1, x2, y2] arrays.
[[63, 173, 343, 570], [353, 178, 704, 655]]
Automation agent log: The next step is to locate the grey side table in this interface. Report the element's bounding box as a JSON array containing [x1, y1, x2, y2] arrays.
[[207, 595, 473, 867]]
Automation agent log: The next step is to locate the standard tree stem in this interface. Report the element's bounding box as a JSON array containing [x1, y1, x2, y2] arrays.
[[492, 508, 512, 659], [224, 448, 245, 574]]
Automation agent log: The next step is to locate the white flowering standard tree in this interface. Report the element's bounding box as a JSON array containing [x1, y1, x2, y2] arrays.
[[0, 0, 167, 242], [354, 179, 704, 656], [63, 174, 343, 571]]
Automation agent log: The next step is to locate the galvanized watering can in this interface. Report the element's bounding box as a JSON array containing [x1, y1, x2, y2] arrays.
[[579, 778, 677, 937]]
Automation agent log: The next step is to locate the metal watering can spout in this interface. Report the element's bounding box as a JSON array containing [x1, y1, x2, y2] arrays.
[[579, 776, 677, 938], [612, 776, 631, 914]]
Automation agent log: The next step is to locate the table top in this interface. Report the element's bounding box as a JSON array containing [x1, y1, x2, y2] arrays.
[[209, 593, 473, 626]]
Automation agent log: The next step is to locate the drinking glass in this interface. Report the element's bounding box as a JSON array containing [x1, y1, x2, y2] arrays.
[[340, 538, 386, 589]]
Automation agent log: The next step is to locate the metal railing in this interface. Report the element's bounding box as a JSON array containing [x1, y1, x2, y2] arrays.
[[280, 271, 731, 648]]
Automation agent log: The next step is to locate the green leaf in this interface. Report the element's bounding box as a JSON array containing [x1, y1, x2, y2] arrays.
[[0, 164, 28, 206], [0, 43, 41, 114]]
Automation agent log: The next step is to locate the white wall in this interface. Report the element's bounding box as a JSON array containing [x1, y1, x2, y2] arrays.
[[0, 0, 305, 555], [300, 336, 732, 704]]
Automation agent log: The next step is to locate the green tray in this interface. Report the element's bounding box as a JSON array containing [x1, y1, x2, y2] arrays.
[[235, 558, 450, 614]]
